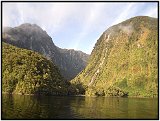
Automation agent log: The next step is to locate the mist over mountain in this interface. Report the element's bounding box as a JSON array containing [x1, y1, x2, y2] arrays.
[[70, 16, 158, 98]]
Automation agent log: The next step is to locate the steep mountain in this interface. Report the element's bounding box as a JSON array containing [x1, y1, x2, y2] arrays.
[[2, 23, 89, 81], [2, 42, 69, 95], [71, 16, 158, 98], [58, 48, 89, 80]]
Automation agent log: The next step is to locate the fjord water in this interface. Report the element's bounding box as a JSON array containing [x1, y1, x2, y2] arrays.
[[2, 94, 158, 119]]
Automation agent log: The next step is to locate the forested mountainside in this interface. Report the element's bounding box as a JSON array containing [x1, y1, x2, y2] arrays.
[[2, 42, 69, 95], [2, 24, 89, 81], [71, 16, 158, 98]]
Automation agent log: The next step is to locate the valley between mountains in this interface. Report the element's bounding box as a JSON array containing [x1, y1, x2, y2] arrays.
[[2, 16, 158, 98]]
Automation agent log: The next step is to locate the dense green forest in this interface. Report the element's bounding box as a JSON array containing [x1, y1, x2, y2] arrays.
[[71, 16, 158, 98], [2, 42, 69, 95], [2, 16, 158, 98]]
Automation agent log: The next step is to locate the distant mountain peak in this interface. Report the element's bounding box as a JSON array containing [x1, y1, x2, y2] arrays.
[[2, 23, 89, 81], [19, 23, 40, 28]]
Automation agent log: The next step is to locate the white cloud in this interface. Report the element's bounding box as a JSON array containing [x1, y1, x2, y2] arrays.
[[111, 3, 136, 26], [3, 3, 78, 31], [2, 2, 158, 54], [2, 3, 17, 27], [144, 7, 157, 18], [72, 3, 107, 50]]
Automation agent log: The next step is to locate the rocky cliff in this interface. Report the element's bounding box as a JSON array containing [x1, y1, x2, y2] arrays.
[[2, 23, 89, 81]]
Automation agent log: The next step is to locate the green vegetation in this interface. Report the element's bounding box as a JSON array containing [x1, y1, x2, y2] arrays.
[[2, 42, 69, 95], [71, 16, 158, 98], [2, 16, 158, 98], [3, 23, 89, 81]]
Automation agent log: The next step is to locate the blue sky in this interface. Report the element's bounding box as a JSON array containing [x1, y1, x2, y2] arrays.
[[3, 2, 158, 54]]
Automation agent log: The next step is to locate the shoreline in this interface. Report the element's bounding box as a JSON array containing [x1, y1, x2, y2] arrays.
[[2, 92, 157, 99]]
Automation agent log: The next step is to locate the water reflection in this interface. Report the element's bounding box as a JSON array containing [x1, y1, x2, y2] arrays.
[[2, 94, 158, 119], [70, 97, 158, 119]]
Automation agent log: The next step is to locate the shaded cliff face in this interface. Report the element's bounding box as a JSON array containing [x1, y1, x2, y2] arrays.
[[2, 42, 69, 95], [2, 23, 89, 81], [71, 16, 158, 97], [58, 48, 89, 80]]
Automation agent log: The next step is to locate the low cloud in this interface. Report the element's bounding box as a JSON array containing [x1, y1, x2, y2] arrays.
[[118, 24, 134, 36]]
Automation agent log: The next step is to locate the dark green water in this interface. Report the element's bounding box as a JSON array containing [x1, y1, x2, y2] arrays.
[[2, 94, 158, 119]]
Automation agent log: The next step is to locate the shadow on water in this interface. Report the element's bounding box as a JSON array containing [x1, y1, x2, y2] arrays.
[[2, 94, 77, 119], [2, 94, 158, 119]]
